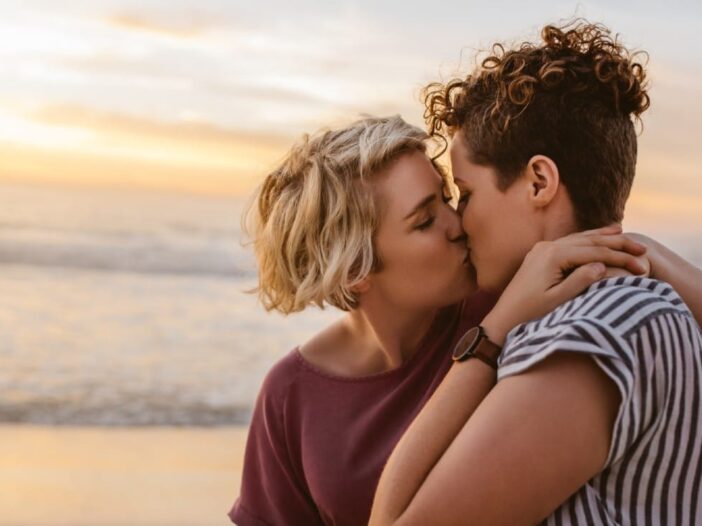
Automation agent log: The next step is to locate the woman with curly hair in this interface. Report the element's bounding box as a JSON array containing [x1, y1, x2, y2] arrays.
[[370, 21, 702, 526]]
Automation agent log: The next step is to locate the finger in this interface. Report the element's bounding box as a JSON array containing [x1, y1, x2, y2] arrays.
[[556, 246, 648, 275], [581, 234, 648, 255], [555, 232, 648, 255], [547, 262, 607, 303], [603, 256, 650, 278], [557, 225, 626, 247], [578, 223, 622, 237], [602, 267, 636, 279]]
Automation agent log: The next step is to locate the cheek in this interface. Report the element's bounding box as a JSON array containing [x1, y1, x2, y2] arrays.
[[461, 203, 488, 244], [411, 236, 461, 287], [460, 207, 474, 237], [389, 234, 443, 272], [462, 199, 511, 267], [415, 235, 453, 268]]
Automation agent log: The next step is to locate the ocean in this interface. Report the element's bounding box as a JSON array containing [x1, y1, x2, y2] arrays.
[[0, 181, 699, 427], [0, 182, 339, 426]]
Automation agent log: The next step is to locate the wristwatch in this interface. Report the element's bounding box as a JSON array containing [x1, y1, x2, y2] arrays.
[[451, 325, 502, 369]]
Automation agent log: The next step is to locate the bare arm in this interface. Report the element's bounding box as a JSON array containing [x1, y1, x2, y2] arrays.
[[369, 226, 645, 524], [368, 352, 498, 525], [370, 352, 618, 525]]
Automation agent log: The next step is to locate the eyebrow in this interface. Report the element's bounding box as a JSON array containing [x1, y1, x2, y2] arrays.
[[403, 193, 436, 220]]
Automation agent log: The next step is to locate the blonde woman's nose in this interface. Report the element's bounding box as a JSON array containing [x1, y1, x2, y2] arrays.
[[444, 206, 466, 242]]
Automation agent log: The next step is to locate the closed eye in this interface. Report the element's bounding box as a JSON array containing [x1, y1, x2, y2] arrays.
[[457, 192, 470, 212], [415, 217, 435, 230]]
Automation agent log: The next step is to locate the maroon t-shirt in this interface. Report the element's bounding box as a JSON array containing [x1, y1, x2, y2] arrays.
[[228, 292, 495, 525]]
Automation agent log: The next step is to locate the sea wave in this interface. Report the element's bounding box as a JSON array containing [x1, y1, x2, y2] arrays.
[[0, 226, 256, 277], [0, 398, 253, 427]]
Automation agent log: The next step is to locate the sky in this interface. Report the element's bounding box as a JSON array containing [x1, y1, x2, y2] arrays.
[[0, 0, 700, 230]]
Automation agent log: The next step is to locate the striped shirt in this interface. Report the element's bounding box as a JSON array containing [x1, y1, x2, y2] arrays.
[[498, 276, 702, 525]]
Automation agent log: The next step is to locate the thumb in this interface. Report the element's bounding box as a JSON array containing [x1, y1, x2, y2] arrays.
[[549, 262, 606, 305]]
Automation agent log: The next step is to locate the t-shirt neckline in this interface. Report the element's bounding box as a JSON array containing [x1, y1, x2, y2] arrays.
[[291, 308, 447, 383]]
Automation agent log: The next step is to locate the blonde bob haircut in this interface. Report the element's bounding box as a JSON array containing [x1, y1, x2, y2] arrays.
[[244, 115, 430, 314]]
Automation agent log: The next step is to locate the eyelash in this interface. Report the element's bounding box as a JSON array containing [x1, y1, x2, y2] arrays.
[[417, 195, 453, 230], [416, 217, 435, 230]]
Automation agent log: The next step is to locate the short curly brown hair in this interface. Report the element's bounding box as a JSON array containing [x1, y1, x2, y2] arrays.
[[424, 20, 650, 229]]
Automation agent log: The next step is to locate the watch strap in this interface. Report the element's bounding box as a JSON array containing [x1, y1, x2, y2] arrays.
[[452, 325, 502, 369], [471, 337, 502, 370]]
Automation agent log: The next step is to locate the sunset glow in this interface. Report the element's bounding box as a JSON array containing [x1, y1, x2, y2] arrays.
[[0, 0, 700, 220]]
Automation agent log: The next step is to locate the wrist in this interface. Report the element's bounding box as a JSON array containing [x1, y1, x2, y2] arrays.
[[452, 325, 503, 369], [481, 311, 511, 347]]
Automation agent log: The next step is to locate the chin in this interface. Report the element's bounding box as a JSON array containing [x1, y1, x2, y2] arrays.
[[461, 279, 478, 298], [475, 256, 521, 294], [476, 270, 508, 295], [447, 276, 477, 304], [476, 279, 497, 294], [465, 262, 478, 291], [473, 263, 491, 291]]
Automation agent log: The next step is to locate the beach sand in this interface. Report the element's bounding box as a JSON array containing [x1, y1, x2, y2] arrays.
[[0, 424, 247, 526]]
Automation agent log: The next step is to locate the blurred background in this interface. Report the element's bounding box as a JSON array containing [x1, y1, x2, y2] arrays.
[[1, 1, 700, 525]]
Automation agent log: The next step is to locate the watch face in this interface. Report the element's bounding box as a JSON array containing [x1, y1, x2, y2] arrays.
[[452, 326, 482, 361]]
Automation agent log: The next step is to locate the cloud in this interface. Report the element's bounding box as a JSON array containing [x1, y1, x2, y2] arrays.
[[0, 140, 255, 195], [106, 12, 211, 39], [28, 103, 293, 152], [1, 103, 303, 195]]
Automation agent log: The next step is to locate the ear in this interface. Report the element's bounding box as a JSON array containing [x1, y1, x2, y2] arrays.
[[349, 276, 371, 295], [524, 155, 560, 208]]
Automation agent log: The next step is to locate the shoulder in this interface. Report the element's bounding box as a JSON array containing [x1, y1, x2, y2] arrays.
[[296, 317, 357, 376], [500, 277, 694, 379], [266, 313, 356, 381], [510, 276, 691, 343], [256, 348, 305, 410], [573, 276, 687, 327], [243, 349, 306, 456]]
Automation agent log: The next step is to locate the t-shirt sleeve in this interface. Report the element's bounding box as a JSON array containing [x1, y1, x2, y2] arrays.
[[228, 365, 323, 526], [497, 317, 647, 468]]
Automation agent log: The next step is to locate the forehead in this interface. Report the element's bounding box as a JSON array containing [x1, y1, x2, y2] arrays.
[[449, 133, 474, 182], [374, 151, 442, 211], [449, 133, 504, 191]]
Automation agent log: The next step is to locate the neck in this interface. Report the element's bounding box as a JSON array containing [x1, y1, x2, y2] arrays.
[[540, 188, 580, 241], [344, 298, 438, 371]]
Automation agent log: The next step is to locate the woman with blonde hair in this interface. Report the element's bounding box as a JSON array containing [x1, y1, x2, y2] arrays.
[[228, 111, 701, 525]]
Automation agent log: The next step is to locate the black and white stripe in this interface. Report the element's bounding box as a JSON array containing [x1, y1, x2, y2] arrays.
[[498, 277, 702, 525]]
